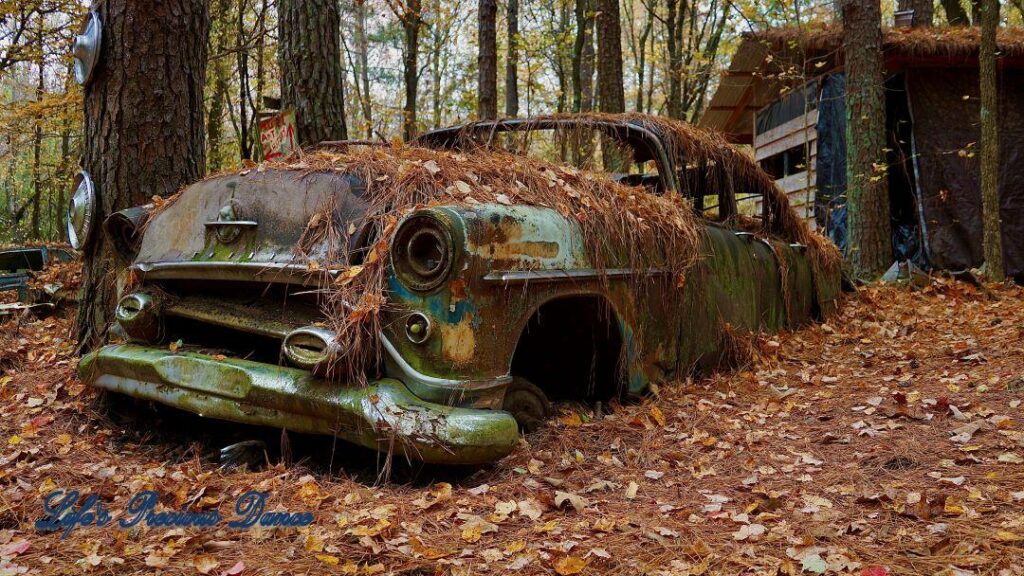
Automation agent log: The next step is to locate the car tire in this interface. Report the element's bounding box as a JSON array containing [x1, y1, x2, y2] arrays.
[[502, 377, 552, 433]]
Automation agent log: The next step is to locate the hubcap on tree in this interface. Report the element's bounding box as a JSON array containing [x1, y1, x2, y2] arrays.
[[502, 377, 551, 433]]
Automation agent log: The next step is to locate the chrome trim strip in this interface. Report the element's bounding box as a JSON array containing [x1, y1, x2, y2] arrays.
[[380, 334, 511, 392], [204, 220, 258, 227], [134, 261, 337, 285], [482, 268, 664, 284]]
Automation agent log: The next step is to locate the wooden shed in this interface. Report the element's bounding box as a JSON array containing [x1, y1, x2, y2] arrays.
[[701, 25, 1024, 279]]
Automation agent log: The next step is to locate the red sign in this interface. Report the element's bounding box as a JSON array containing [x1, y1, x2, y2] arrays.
[[259, 109, 298, 160]]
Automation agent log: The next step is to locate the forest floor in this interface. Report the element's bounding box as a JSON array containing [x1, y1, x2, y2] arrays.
[[1, 279, 1024, 576]]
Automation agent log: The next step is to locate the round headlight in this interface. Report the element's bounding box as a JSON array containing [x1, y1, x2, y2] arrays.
[[67, 170, 97, 250], [392, 213, 454, 291]]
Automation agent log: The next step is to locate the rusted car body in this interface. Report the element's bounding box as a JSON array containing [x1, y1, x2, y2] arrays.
[[78, 115, 841, 464]]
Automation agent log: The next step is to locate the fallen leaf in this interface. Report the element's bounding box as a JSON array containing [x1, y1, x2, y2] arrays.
[[192, 554, 219, 575], [554, 556, 586, 575]]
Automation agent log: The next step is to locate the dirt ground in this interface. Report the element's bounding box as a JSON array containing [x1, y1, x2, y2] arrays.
[[1, 280, 1023, 576]]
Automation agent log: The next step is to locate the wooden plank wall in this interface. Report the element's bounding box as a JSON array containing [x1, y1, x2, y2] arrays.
[[753, 109, 818, 231]]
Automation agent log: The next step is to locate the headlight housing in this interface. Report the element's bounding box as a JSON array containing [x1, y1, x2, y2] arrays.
[[67, 170, 97, 250], [391, 213, 454, 291]]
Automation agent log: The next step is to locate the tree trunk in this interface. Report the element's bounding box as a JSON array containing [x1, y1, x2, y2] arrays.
[[841, 0, 892, 279], [279, 0, 347, 146], [665, 0, 684, 119], [237, 0, 252, 160], [595, 0, 625, 171], [571, 0, 595, 113], [979, 0, 1002, 279], [30, 19, 43, 240], [207, 0, 232, 171], [354, 0, 373, 138], [505, 0, 520, 117], [595, 0, 624, 114], [76, 0, 209, 349], [940, 0, 970, 24], [478, 0, 498, 120], [401, 0, 422, 141], [897, 0, 934, 25], [634, 7, 653, 113]]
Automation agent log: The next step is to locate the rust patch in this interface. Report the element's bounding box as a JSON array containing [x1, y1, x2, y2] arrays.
[[441, 318, 476, 363], [482, 241, 560, 260]]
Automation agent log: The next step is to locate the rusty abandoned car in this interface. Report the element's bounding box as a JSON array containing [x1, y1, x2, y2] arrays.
[[72, 113, 841, 464]]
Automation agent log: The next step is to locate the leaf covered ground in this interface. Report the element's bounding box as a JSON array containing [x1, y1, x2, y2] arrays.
[[1, 280, 1023, 576]]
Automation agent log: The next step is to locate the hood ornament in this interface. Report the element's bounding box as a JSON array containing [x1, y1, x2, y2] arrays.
[[205, 202, 257, 245]]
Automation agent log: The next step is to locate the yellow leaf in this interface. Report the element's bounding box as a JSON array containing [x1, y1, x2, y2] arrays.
[[944, 497, 965, 516], [461, 524, 482, 543], [996, 531, 1023, 542], [348, 519, 390, 537], [304, 534, 325, 553], [7, 435, 23, 446], [192, 554, 220, 575], [504, 540, 526, 554], [296, 480, 325, 506], [38, 477, 57, 495], [559, 412, 583, 427], [554, 556, 587, 575], [335, 265, 365, 286], [650, 405, 666, 427], [534, 520, 559, 533], [315, 554, 340, 566]]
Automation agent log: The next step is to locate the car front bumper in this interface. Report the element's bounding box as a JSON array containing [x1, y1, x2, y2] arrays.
[[79, 345, 520, 465]]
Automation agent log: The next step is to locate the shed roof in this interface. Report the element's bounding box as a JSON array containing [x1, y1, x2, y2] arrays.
[[700, 25, 1024, 140]]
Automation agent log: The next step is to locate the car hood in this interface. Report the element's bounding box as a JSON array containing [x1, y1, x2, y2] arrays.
[[136, 170, 369, 271]]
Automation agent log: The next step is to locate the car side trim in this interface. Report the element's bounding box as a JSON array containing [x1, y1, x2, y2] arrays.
[[482, 268, 666, 284]]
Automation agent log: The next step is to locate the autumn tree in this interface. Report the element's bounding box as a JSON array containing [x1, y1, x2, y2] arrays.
[[478, 0, 498, 119], [840, 0, 891, 279], [77, 0, 210, 348], [979, 0, 1003, 279], [279, 0, 348, 146]]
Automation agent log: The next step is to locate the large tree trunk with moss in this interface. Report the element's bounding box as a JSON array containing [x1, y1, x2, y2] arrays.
[[840, 0, 891, 279], [76, 0, 209, 349], [279, 0, 348, 146], [979, 0, 1003, 279], [477, 0, 498, 120]]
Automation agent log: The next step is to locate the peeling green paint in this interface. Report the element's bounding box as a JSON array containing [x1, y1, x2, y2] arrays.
[[81, 344, 520, 465]]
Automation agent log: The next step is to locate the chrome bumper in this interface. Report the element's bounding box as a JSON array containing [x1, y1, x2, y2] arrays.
[[79, 345, 520, 465]]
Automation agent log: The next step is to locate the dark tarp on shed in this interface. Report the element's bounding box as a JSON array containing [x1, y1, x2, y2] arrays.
[[907, 68, 1024, 277], [814, 74, 848, 253]]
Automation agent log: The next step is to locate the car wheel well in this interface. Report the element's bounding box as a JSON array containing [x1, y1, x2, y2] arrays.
[[510, 295, 624, 402]]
